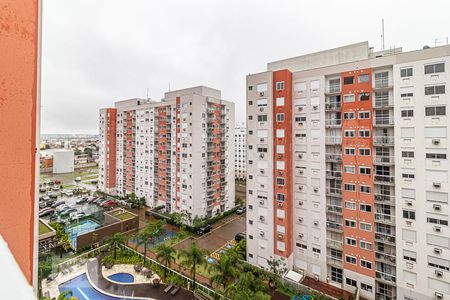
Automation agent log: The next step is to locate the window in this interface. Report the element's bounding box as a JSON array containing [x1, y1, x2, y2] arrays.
[[358, 74, 370, 83], [402, 173, 415, 179], [425, 85, 445, 95], [403, 250, 417, 263], [403, 210, 416, 220], [426, 153, 447, 159], [401, 67, 413, 77], [257, 115, 267, 122], [346, 238, 356, 246], [428, 256, 450, 271], [425, 63, 445, 74], [257, 147, 267, 153], [257, 99, 268, 107], [276, 81, 284, 91], [344, 112, 355, 119], [276, 129, 285, 138], [276, 97, 285, 106], [344, 94, 355, 102], [276, 177, 285, 186], [401, 92, 414, 97], [345, 219, 356, 228], [401, 110, 414, 117], [359, 166, 371, 175], [345, 183, 356, 191], [346, 256, 357, 264], [331, 267, 343, 284], [359, 148, 371, 156], [359, 130, 370, 138], [256, 83, 268, 92], [344, 166, 356, 174], [248, 115, 253, 120], [360, 222, 372, 232], [296, 243, 307, 249], [360, 260, 372, 269], [425, 106, 446, 116], [343, 76, 354, 85], [276, 193, 285, 202], [345, 148, 356, 155], [358, 93, 370, 101], [344, 130, 355, 137], [345, 201, 356, 210], [295, 116, 306, 122], [346, 277, 357, 287], [402, 151, 414, 158], [427, 216, 449, 226], [361, 283, 373, 293], [358, 111, 370, 119], [312, 247, 321, 254], [360, 186, 371, 194], [360, 241, 372, 251], [276, 113, 285, 122], [360, 203, 372, 212]]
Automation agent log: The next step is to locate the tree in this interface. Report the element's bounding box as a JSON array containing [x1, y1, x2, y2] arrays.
[[266, 257, 287, 287], [57, 290, 78, 300], [208, 252, 238, 290], [155, 243, 176, 279], [135, 221, 165, 263], [233, 239, 246, 260], [50, 222, 72, 259], [104, 233, 125, 259], [225, 272, 269, 300], [177, 242, 207, 290]]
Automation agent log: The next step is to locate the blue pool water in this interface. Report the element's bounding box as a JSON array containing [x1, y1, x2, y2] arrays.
[[108, 273, 134, 283], [65, 219, 100, 248], [129, 228, 176, 247], [59, 273, 143, 300]]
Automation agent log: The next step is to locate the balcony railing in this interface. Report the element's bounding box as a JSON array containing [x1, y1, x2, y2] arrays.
[[326, 256, 343, 267], [325, 119, 342, 127], [374, 193, 395, 203], [374, 174, 395, 184], [326, 204, 343, 214], [374, 155, 395, 165], [326, 238, 343, 249], [326, 85, 341, 94], [325, 102, 342, 111], [325, 153, 342, 162], [326, 170, 342, 178], [375, 232, 396, 245], [326, 221, 343, 232], [326, 187, 342, 196], [325, 136, 342, 145], [374, 78, 391, 89], [374, 97, 394, 108], [375, 251, 397, 264], [373, 136, 394, 146], [375, 213, 396, 224], [375, 270, 396, 283], [374, 117, 394, 126]]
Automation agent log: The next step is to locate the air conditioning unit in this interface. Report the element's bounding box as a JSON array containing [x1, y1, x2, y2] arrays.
[[313, 220, 319, 226], [260, 138, 265, 142], [435, 270, 443, 277], [260, 231, 265, 237], [259, 107, 264, 112], [278, 234, 283, 240], [436, 292, 444, 299], [298, 107, 303, 111], [299, 186, 304, 190], [314, 275, 319, 281], [406, 200, 413, 207], [298, 217, 303, 223], [299, 170, 304, 174], [259, 153, 264, 159], [298, 233, 304, 238], [434, 226, 442, 233], [314, 187, 319, 193], [433, 139, 441, 145], [259, 216, 265, 221], [434, 204, 442, 211], [260, 169, 265, 174], [298, 154, 303, 159], [277, 202, 284, 207], [259, 92, 265, 97], [277, 154, 283, 159], [298, 201, 304, 206], [313, 105, 318, 110], [433, 182, 441, 188], [434, 248, 443, 255], [259, 200, 264, 205]]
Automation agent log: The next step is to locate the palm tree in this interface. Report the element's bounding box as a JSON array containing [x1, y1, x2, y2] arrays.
[[57, 290, 78, 300], [155, 243, 176, 279], [208, 252, 238, 290], [177, 242, 207, 290], [104, 233, 125, 259], [135, 220, 165, 263]]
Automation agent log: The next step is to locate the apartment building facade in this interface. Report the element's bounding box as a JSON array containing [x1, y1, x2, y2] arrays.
[[99, 86, 235, 220], [246, 42, 450, 300], [235, 124, 247, 179]]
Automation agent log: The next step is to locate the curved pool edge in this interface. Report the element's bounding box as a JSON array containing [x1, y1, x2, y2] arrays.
[[106, 272, 136, 285]]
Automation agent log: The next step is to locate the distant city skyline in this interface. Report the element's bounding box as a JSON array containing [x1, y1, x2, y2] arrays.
[[41, 0, 450, 134]]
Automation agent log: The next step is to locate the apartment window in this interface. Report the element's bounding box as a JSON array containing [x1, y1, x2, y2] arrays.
[[358, 93, 370, 101], [345, 219, 356, 228], [346, 255, 357, 265], [360, 203, 372, 212], [360, 260, 372, 270], [403, 210, 416, 220], [344, 94, 355, 103], [345, 201, 356, 210], [344, 166, 356, 174], [312, 247, 321, 254], [359, 148, 371, 156], [359, 166, 371, 175], [402, 151, 414, 158], [361, 283, 373, 293], [248, 115, 253, 120], [344, 112, 355, 119], [345, 148, 356, 155], [425, 63, 445, 74], [296, 243, 307, 249], [425, 106, 446, 116], [358, 111, 370, 119], [276, 177, 285, 186], [346, 237, 356, 246], [403, 250, 417, 263], [360, 222, 372, 232], [276, 97, 285, 106], [276, 193, 285, 202], [428, 256, 450, 271], [358, 74, 370, 83], [360, 241, 372, 251], [331, 267, 343, 284], [401, 67, 413, 77], [427, 216, 449, 226], [276, 81, 285, 91], [276, 129, 285, 138], [345, 184, 356, 191], [402, 173, 415, 179], [257, 147, 268, 153], [360, 186, 371, 194], [276, 113, 285, 122], [426, 153, 447, 159], [425, 85, 445, 95], [295, 116, 306, 122], [401, 110, 414, 117], [257, 115, 268, 122], [359, 130, 370, 138], [401, 92, 414, 97], [343, 76, 354, 85], [344, 130, 355, 137], [257, 99, 267, 107]]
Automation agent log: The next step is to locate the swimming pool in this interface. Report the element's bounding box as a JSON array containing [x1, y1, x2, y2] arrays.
[[59, 273, 142, 300], [108, 273, 134, 283], [65, 219, 100, 248]]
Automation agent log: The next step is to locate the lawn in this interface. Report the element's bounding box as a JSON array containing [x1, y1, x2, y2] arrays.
[[113, 212, 136, 221], [39, 221, 52, 235]]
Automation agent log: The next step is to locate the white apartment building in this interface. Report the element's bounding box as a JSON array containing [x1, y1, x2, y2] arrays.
[[246, 41, 450, 300], [99, 86, 235, 220], [235, 124, 246, 179]]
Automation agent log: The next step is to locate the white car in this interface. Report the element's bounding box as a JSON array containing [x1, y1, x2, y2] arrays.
[[56, 204, 69, 212], [71, 212, 85, 221]]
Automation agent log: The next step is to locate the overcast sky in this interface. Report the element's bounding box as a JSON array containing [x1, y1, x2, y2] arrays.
[[41, 0, 449, 134]]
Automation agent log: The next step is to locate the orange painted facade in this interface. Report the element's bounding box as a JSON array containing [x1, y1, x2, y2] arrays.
[[106, 108, 117, 189], [0, 0, 40, 284], [157, 106, 170, 206], [124, 111, 135, 193], [175, 97, 181, 209], [341, 69, 375, 277], [272, 70, 293, 258]]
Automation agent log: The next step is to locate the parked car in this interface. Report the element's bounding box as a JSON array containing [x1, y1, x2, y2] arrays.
[[236, 206, 246, 215], [101, 200, 116, 208], [42, 195, 50, 201], [235, 232, 246, 243], [196, 224, 212, 236], [52, 201, 66, 208], [98, 199, 109, 206], [54, 179, 61, 185], [61, 208, 77, 217], [56, 204, 70, 212], [39, 186, 46, 193], [39, 208, 55, 217], [76, 197, 87, 204], [74, 177, 81, 182], [39, 201, 47, 209], [63, 190, 73, 197], [71, 212, 86, 221]]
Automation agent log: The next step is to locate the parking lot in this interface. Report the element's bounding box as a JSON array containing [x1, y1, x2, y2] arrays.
[[174, 213, 246, 253]]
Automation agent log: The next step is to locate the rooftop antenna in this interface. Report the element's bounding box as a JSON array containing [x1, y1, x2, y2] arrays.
[[168, 82, 171, 92], [146, 88, 149, 100], [381, 18, 385, 51]]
